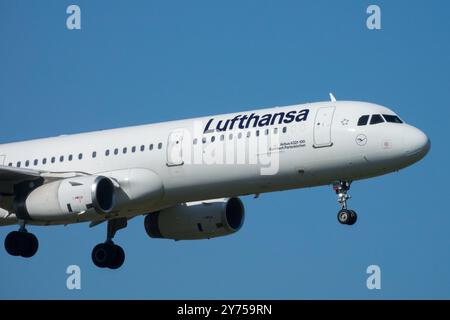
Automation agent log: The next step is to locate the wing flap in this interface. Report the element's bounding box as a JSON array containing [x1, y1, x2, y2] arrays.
[[0, 165, 89, 195], [0, 165, 41, 182], [0, 165, 42, 194]]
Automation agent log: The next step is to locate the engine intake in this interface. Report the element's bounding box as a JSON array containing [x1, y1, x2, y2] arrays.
[[145, 197, 245, 240], [92, 176, 115, 212]]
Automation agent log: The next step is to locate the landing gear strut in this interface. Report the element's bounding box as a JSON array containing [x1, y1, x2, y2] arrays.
[[333, 181, 357, 225], [4, 220, 39, 258], [92, 218, 127, 269]]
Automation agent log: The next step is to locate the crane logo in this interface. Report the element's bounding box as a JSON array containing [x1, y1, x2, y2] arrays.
[[356, 134, 368, 146]]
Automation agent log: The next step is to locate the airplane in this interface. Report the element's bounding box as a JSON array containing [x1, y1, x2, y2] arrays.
[[0, 96, 430, 269]]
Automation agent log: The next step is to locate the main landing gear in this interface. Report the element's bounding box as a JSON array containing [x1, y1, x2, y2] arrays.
[[4, 221, 39, 258], [91, 218, 127, 269], [333, 181, 357, 226]]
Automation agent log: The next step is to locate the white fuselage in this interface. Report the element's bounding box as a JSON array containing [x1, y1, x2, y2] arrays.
[[0, 101, 430, 226]]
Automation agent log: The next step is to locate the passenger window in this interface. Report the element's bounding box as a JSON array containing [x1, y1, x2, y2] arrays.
[[34, 159, 38, 166], [383, 114, 403, 124], [114, 148, 118, 155], [17, 161, 21, 167], [140, 145, 145, 152], [282, 127, 287, 133], [78, 153, 83, 160], [273, 128, 278, 134], [123, 147, 127, 154], [51, 157, 56, 163], [8, 163, 12, 167], [193, 138, 198, 145], [370, 114, 384, 125], [220, 135, 225, 141], [132, 146, 136, 153], [158, 143, 162, 149], [105, 150, 110, 156], [256, 130, 260, 137], [229, 133, 233, 140], [68, 155, 73, 161], [265, 129, 269, 135], [60, 156, 64, 162], [149, 144, 153, 150], [25, 160, 30, 167], [211, 136, 215, 142], [247, 131, 251, 138], [238, 132, 242, 139], [92, 151, 97, 158], [42, 158, 47, 165], [357, 115, 370, 126]]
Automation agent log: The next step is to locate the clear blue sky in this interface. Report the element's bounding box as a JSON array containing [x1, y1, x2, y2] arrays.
[[1, 0, 449, 299]]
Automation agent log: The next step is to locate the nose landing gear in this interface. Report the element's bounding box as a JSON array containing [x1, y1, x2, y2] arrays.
[[333, 181, 357, 225]]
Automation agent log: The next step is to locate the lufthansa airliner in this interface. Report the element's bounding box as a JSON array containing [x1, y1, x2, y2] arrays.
[[0, 97, 430, 269]]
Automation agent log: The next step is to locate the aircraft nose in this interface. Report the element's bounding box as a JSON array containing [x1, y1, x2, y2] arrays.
[[404, 127, 431, 160]]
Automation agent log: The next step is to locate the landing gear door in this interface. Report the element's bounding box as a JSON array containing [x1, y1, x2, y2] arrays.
[[167, 129, 185, 167], [313, 106, 335, 148]]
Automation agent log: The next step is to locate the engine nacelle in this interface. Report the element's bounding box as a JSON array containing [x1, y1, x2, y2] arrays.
[[144, 197, 245, 240], [23, 175, 115, 221], [103, 168, 164, 210]]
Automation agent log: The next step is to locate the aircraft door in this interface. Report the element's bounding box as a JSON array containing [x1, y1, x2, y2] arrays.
[[313, 106, 335, 148], [167, 129, 185, 166], [0, 155, 5, 166]]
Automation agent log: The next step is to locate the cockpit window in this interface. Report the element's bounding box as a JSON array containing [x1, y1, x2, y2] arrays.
[[382, 114, 403, 124], [370, 114, 384, 125], [357, 115, 370, 126]]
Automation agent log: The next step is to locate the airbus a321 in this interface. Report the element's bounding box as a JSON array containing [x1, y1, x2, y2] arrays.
[[0, 96, 430, 269]]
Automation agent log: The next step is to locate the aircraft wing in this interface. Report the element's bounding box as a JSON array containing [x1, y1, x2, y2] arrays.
[[0, 165, 43, 194], [0, 165, 89, 195]]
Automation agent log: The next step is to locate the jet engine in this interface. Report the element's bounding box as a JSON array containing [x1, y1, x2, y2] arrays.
[[20, 175, 115, 221], [144, 197, 245, 240]]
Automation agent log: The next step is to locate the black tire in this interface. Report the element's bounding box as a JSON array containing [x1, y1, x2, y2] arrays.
[[92, 243, 115, 268], [337, 209, 352, 225], [348, 210, 358, 226], [108, 245, 125, 270], [20, 232, 39, 258], [4, 231, 21, 256]]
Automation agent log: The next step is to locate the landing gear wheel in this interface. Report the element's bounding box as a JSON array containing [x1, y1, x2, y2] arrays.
[[4, 231, 39, 258], [92, 243, 114, 268], [21, 232, 39, 258], [5, 231, 21, 256], [92, 243, 125, 269], [109, 245, 125, 270], [337, 209, 358, 225], [348, 210, 357, 226], [338, 209, 351, 225], [92, 218, 128, 269]]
